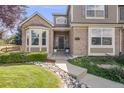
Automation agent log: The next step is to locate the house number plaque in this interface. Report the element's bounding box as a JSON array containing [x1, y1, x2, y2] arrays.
[[75, 37, 80, 40]]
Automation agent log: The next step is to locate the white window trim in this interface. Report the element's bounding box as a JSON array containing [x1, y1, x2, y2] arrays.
[[85, 5, 105, 19], [88, 27, 115, 56], [56, 17, 67, 24], [26, 27, 49, 53]]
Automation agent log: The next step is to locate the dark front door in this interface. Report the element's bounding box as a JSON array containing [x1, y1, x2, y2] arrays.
[[58, 36, 64, 49]]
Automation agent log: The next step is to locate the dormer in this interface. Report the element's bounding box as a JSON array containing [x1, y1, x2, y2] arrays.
[[53, 13, 68, 27]]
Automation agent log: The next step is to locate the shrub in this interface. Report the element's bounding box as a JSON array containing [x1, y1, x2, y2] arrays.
[[69, 56, 124, 84], [0, 52, 26, 63], [0, 52, 47, 63], [26, 52, 47, 62], [107, 67, 124, 83], [114, 55, 124, 65]]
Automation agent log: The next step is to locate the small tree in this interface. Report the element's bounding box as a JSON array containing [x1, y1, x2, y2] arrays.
[[0, 5, 26, 33]]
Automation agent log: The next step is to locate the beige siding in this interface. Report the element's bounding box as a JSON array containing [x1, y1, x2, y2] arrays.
[[49, 29, 53, 55], [90, 48, 113, 53], [72, 5, 117, 24], [41, 47, 47, 52], [21, 15, 51, 29], [30, 47, 40, 52]]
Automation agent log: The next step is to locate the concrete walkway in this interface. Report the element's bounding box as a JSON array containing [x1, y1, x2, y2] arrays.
[[79, 74, 124, 88], [55, 60, 87, 78], [50, 55, 124, 88]]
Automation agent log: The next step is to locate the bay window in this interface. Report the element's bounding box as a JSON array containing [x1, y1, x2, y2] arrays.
[[26, 27, 48, 52], [85, 5, 105, 18]]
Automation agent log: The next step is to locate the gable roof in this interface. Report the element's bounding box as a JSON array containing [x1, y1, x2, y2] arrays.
[[19, 12, 53, 27]]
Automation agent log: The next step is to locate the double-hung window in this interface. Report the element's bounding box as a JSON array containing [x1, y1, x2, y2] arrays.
[[31, 30, 39, 45], [42, 30, 46, 46], [90, 28, 114, 47], [86, 5, 105, 19]]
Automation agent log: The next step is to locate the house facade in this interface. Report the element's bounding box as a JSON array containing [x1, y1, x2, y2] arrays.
[[20, 5, 124, 56]]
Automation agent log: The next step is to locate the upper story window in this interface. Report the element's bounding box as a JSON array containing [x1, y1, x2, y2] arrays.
[[85, 5, 105, 19], [120, 6, 124, 20], [56, 17, 67, 24]]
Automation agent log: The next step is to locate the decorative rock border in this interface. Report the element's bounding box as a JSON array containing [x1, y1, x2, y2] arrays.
[[32, 62, 89, 88]]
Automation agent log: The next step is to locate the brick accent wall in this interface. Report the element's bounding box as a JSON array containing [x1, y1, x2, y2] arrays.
[[71, 26, 88, 56]]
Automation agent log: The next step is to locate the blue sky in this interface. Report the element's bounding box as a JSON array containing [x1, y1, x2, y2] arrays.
[[26, 5, 67, 22]]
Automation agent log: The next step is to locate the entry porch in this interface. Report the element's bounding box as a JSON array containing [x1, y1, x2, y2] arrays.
[[52, 27, 71, 55]]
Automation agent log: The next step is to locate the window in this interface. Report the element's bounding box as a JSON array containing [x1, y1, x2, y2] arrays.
[[31, 30, 39, 45], [120, 6, 124, 20], [42, 31, 46, 45], [56, 17, 67, 24], [27, 31, 29, 45], [86, 5, 105, 18], [92, 37, 101, 45], [90, 28, 113, 46]]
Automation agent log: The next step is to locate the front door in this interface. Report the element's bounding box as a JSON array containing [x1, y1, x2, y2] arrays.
[[58, 36, 64, 49]]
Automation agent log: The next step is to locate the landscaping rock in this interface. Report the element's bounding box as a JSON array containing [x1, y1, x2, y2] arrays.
[[33, 62, 88, 88]]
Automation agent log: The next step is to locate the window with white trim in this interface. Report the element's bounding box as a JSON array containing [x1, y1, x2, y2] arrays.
[[31, 30, 39, 45], [26, 31, 29, 45], [90, 28, 113, 46], [42, 30, 46, 46], [85, 5, 105, 18], [56, 17, 67, 24]]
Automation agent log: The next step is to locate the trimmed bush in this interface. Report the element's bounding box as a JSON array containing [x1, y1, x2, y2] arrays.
[[0, 52, 47, 63], [26, 52, 47, 62], [0, 52, 26, 63]]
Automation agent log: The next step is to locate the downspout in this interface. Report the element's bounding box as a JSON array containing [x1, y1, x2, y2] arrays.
[[119, 28, 122, 55]]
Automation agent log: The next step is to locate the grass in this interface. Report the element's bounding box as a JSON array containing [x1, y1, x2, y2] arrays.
[[0, 39, 6, 45], [68, 56, 124, 84], [0, 64, 61, 88]]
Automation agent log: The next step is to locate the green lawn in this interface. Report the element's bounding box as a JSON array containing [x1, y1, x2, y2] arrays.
[[68, 56, 124, 84], [0, 64, 61, 88], [0, 39, 6, 45]]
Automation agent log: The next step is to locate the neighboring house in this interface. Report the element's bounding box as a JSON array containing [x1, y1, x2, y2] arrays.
[[19, 5, 124, 56]]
